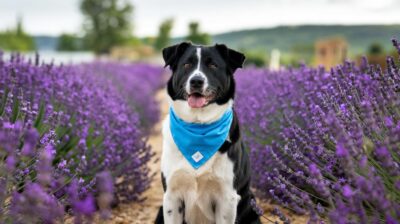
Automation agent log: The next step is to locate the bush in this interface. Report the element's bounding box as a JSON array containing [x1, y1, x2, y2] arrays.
[[243, 51, 267, 67], [0, 31, 35, 51], [235, 39, 400, 223]]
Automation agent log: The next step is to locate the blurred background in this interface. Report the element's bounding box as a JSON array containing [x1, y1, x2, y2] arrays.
[[0, 0, 399, 68]]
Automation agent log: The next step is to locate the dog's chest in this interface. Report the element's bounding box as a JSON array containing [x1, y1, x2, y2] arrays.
[[161, 114, 236, 193]]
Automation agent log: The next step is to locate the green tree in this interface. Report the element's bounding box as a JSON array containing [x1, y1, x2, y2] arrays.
[[154, 19, 174, 51], [16, 16, 23, 36], [290, 43, 314, 64], [80, 0, 133, 54], [185, 22, 210, 45], [57, 34, 80, 51], [368, 42, 384, 55], [0, 17, 35, 51], [243, 50, 267, 67]]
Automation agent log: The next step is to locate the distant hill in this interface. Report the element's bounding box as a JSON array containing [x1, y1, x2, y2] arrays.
[[174, 25, 400, 55], [35, 25, 400, 54]]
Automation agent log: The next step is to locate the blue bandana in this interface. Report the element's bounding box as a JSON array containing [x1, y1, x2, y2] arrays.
[[169, 107, 233, 169]]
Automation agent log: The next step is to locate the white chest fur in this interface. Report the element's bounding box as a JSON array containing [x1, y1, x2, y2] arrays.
[[161, 100, 240, 224]]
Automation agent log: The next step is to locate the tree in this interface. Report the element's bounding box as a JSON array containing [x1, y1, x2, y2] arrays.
[[368, 42, 384, 55], [154, 19, 174, 51], [185, 22, 210, 45], [16, 15, 23, 36], [80, 0, 133, 54], [57, 34, 80, 51], [0, 17, 35, 51]]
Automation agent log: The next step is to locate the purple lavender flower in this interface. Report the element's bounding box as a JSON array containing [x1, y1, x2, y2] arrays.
[[73, 194, 97, 216], [335, 143, 348, 157], [1, 52, 164, 222], [342, 185, 353, 198], [235, 39, 400, 222], [10, 183, 64, 223], [21, 128, 39, 156], [392, 38, 400, 54]]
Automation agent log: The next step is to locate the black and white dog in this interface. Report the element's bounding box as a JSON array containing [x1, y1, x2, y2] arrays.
[[155, 42, 261, 224]]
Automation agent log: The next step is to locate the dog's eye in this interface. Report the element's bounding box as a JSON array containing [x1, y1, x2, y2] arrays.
[[208, 63, 218, 69], [183, 63, 192, 70]]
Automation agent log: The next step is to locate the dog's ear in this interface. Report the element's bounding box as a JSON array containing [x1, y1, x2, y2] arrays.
[[215, 44, 246, 73], [162, 42, 192, 70]]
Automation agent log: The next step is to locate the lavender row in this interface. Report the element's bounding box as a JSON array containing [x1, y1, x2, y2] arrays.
[[235, 39, 400, 223], [0, 53, 164, 222], [79, 62, 164, 132]]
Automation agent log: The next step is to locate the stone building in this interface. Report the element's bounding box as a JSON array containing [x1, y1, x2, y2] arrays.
[[315, 37, 348, 68], [110, 45, 155, 62]]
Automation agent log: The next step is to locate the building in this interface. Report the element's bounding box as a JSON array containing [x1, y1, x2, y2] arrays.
[[315, 37, 348, 68], [110, 45, 155, 62]]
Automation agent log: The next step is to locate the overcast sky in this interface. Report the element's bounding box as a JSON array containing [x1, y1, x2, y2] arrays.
[[0, 0, 399, 37]]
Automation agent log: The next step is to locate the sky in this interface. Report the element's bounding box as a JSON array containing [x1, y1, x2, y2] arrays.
[[0, 0, 399, 37]]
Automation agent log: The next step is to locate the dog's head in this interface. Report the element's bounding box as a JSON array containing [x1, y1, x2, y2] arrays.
[[163, 42, 245, 109]]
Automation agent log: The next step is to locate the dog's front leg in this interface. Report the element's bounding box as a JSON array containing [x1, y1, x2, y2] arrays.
[[163, 191, 183, 224], [215, 190, 240, 224]]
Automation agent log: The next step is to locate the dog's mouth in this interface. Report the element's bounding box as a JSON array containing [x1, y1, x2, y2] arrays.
[[188, 92, 207, 108], [185, 88, 217, 108]]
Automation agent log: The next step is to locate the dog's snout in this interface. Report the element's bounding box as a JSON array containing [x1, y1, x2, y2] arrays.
[[190, 76, 205, 88]]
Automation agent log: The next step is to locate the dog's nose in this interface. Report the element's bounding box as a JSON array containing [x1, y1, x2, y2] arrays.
[[190, 76, 205, 88]]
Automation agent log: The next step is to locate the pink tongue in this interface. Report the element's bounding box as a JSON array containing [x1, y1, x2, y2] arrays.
[[188, 95, 206, 108]]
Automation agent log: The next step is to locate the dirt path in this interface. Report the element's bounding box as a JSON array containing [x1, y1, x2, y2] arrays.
[[109, 89, 308, 224]]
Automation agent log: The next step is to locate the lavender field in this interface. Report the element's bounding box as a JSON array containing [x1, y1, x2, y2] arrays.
[[236, 39, 400, 223], [1, 39, 400, 224], [0, 52, 164, 223]]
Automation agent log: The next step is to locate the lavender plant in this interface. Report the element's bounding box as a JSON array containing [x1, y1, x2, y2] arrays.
[[236, 40, 400, 223], [0, 52, 163, 222], [79, 62, 165, 131]]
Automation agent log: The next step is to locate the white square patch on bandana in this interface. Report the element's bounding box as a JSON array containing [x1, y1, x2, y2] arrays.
[[192, 151, 203, 162]]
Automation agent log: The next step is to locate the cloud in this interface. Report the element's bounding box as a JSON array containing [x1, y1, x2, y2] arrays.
[[0, 0, 82, 35], [327, 0, 400, 10], [0, 0, 399, 36]]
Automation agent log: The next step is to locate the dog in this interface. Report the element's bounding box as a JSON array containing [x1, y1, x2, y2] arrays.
[[155, 42, 261, 224]]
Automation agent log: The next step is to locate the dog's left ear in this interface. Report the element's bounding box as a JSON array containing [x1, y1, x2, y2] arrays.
[[215, 44, 246, 73], [162, 42, 192, 70]]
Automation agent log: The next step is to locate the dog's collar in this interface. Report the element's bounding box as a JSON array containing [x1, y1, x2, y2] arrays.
[[169, 107, 233, 169]]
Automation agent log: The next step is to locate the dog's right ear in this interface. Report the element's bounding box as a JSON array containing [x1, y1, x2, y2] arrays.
[[215, 44, 246, 74], [162, 42, 192, 70]]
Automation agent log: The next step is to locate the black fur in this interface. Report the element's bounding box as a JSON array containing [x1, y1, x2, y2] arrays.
[[161, 173, 167, 191], [163, 42, 245, 105], [156, 43, 260, 224], [225, 112, 261, 224], [155, 206, 164, 224]]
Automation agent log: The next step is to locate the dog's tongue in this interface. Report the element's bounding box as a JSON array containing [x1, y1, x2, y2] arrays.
[[188, 95, 206, 108]]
